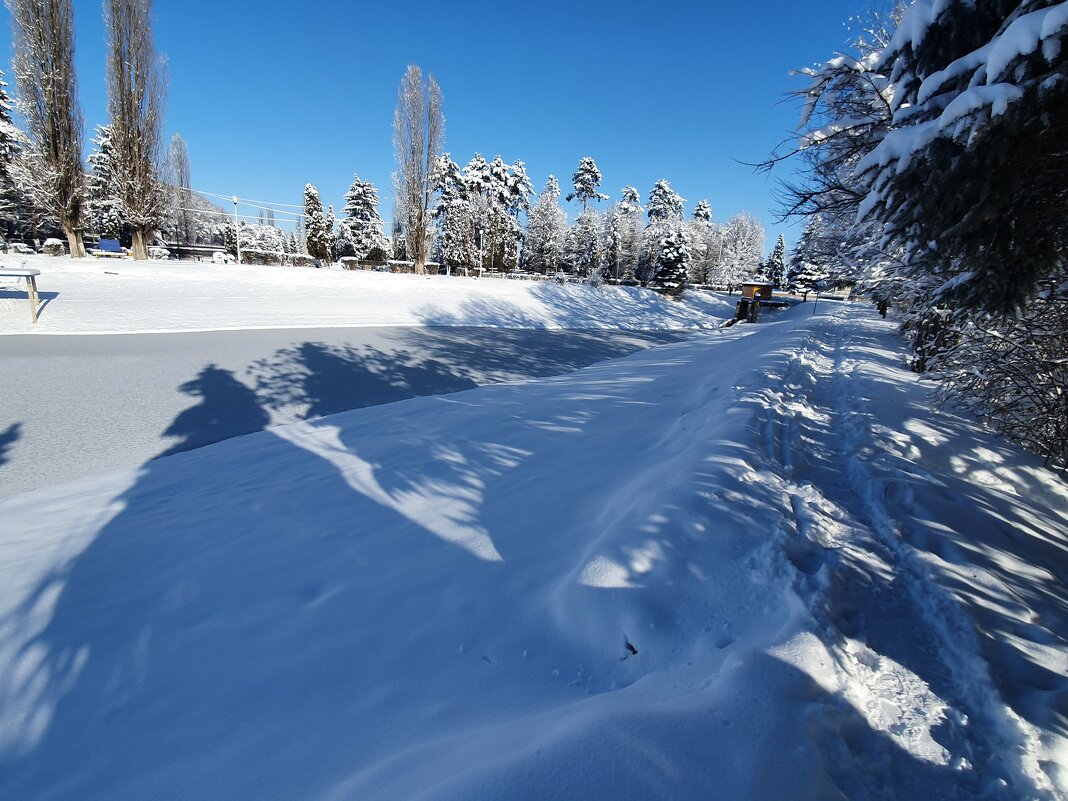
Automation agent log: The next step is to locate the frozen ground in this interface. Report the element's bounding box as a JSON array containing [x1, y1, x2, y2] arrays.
[[0, 255, 731, 335], [0, 326, 687, 496], [0, 303, 1065, 800]]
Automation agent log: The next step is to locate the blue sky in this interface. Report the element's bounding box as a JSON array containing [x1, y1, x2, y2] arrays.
[[0, 0, 863, 251]]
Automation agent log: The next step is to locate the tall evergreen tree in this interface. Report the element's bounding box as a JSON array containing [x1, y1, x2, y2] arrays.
[[303, 183, 331, 263], [646, 180, 685, 222], [652, 222, 690, 298], [566, 156, 608, 210], [343, 175, 390, 260], [431, 154, 474, 269], [766, 234, 786, 287], [563, 208, 602, 277], [523, 175, 567, 274], [604, 185, 643, 280]]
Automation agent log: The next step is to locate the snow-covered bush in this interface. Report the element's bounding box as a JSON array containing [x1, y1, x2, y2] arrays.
[[41, 237, 65, 256]]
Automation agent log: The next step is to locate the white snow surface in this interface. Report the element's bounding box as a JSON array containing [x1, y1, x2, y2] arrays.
[[1, 304, 1066, 800], [0, 255, 730, 334]]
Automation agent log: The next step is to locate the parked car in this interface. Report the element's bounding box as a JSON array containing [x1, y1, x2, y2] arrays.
[[148, 246, 170, 260], [212, 251, 235, 264], [6, 243, 34, 255]]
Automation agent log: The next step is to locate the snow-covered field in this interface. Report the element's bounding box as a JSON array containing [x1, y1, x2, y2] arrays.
[[1, 300, 1065, 800], [0, 255, 731, 334]]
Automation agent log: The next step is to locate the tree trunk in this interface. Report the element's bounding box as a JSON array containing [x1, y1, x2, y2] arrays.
[[414, 254, 426, 275], [131, 227, 149, 260], [63, 226, 86, 258]]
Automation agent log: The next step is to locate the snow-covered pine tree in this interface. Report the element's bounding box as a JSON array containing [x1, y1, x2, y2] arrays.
[[523, 175, 567, 274], [857, 0, 1068, 315], [638, 181, 685, 284], [686, 203, 715, 285], [325, 204, 336, 260], [566, 156, 609, 210], [86, 124, 125, 240], [303, 183, 331, 263], [652, 222, 690, 298], [646, 180, 685, 222], [604, 185, 644, 280], [343, 175, 390, 261], [431, 154, 475, 270], [563, 208, 602, 278], [766, 233, 786, 287], [0, 68, 25, 223], [223, 221, 237, 258]]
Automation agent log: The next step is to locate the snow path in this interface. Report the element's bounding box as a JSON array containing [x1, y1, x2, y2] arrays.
[[754, 307, 1067, 798], [0, 303, 1065, 799]]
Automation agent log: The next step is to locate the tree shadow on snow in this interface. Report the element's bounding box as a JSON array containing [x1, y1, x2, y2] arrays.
[[0, 318, 1046, 801], [0, 422, 20, 468]]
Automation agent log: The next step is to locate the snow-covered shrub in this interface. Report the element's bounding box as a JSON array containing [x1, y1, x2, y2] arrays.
[[41, 238, 65, 256]]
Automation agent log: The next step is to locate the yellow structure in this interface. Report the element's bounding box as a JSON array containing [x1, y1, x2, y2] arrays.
[[740, 282, 774, 300]]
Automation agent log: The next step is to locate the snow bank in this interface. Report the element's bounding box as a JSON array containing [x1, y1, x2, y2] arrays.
[[0, 305, 1065, 799], [0, 256, 732, 335]]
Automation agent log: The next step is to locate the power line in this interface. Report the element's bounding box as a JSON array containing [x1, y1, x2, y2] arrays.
[[191, 188, 305, 210]]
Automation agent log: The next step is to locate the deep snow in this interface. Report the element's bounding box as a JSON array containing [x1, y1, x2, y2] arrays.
[[0, 255, 732, 335], [0, 327, 688, 496], [1, 303, 1065, 800]]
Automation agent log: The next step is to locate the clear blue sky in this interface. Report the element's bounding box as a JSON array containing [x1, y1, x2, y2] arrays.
[[0, 0, 863, 252]]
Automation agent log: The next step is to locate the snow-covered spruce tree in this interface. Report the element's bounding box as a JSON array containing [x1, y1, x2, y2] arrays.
[[459, 153, 528, 271], [858, 0, 1068, 315], [223, 221, 237, 258], [430, 154, 475, 270], [325, 205, 336, 260], [85, 125, 126, 240], [603, 185, 644, 281], [393, 64, 444, 274], [686, 200, 714, 285], [523, 175, 567, 274], [0, 68, 26, 224], [104, 0, 168, 260], [7, 0, 88, 256], [566, 156, 608, 211], [766, 233, 786, 287], [303, 184, 331, 263], [343, 175, 390, 260], [652, 222, 690, 298], [563, 208, 603, 278], [639, 180, 685, 284]]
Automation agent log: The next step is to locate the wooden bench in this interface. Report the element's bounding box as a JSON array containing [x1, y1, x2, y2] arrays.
[[0, 267, 43, 323]]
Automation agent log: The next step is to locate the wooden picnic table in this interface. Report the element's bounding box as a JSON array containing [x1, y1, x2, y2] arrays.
[[0, 267, 43, 323]]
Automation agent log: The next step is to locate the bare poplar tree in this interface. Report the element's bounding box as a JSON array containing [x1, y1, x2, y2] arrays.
[[392, 64, 443, 275], [6, 0, 87, 257], [105, 0, 168, 260], [167, 132, 192, 249]]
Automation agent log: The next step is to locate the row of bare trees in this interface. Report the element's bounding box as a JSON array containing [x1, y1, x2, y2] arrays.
[[5, 0, 167, 259]]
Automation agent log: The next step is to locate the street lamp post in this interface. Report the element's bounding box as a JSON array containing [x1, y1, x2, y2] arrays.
[[233, 195, 241, 265]]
